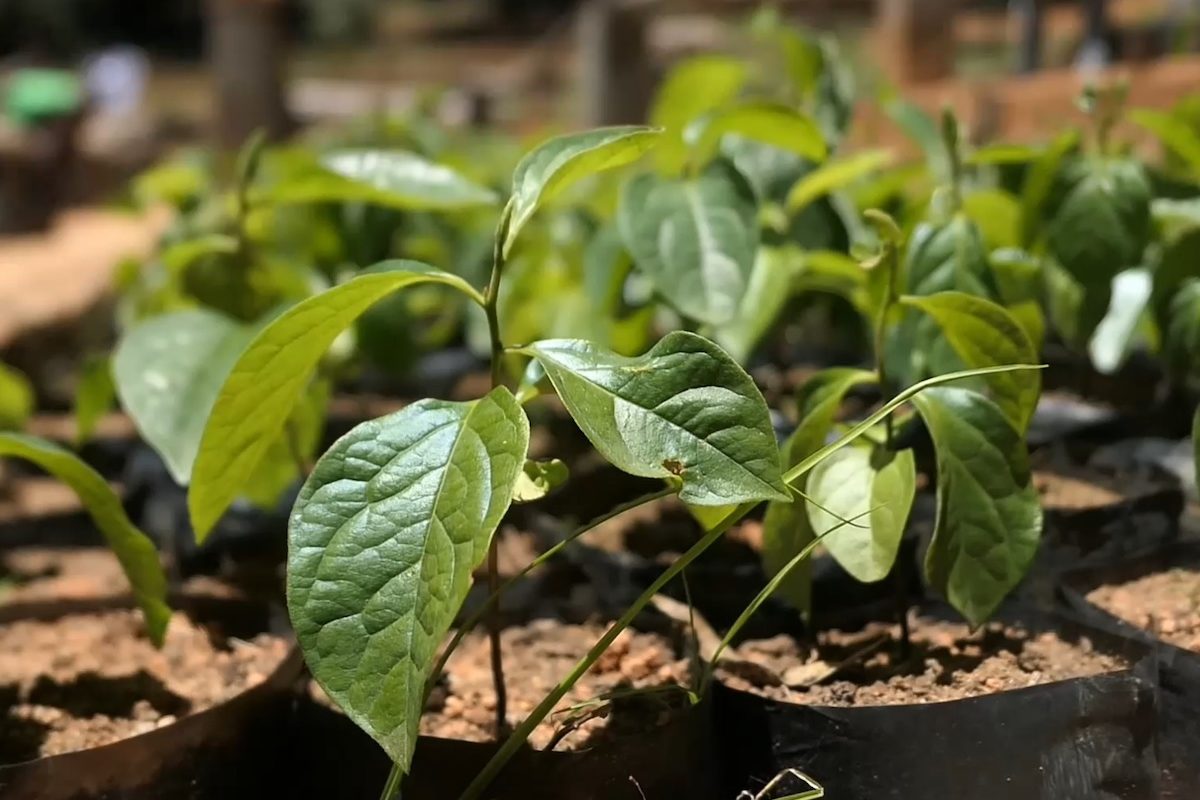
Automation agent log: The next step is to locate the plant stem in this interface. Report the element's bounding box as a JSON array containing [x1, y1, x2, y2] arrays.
[[424, 487, 673, 704], [459, 521, 732, 800], [482, 214, 511, 737], [378, 762, 404, 800]]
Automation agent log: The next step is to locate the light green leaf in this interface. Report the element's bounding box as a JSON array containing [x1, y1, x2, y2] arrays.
[[650, 55, 747, 172], [901, 292, 1040, 433], [512, 458, 570, 504], [505, 126, 661, 256], [1129, 109, 1200, 175], [271, 149, 498, 211], [115, 309, 258, 484], [806, 444, 915, 583], [0, 362, 33, 432], [288, 387, 529, 770], [715, 246, 796, 363], [762, 368, 876, 612], [1047, 158, 1151, 286], [241, 379, 328, 509], [688, 103, 825, 167], [0, 434, 170, 644], [74, 356, 116, 446], [966, 143, 1042, 165], [189, 261, 483, 540], [912, 388, 1042, 627], [1089, 268, 1152, 375], [619, 160, 758, 325], [523, 332, 788, 506], [962, 189, 1021, 249], [160, 234, 239, 275], [786, 150, 892, 212]]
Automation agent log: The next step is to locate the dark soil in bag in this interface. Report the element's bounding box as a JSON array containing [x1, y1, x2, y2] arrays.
[[1061, 544, 1200, 799], [713, 607, 1159, 800], [0, 594, 300, 800]]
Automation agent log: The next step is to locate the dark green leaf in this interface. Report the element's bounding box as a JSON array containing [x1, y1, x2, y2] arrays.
[[912, 388, 1042, 627], [806, 443, 915, 583], [0, 434, 170, 643], [524, 332, 788, 506], [1047, 158, 1151, 286], [619, 160, 759, 325], [505, 127, 661, 255], [189, 261, 483, 540], [289, 388, 529, 770], [901, 292, 1041, 433]]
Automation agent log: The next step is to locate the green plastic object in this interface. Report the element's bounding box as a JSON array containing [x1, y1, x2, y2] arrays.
[[4, 69, 83, 126]]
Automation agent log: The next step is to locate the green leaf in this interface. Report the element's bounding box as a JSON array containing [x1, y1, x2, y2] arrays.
[[904, 216, 993, 297], [288, 387, 529, 770], [0, 434, 170, 643], [159, 234, 239, 275], [786, 150, 892, 212], [0, 362, 33, 432], [1020, 130, 1079, 246], [962, 189, 1021, 249], [270, 149, 498, 211], [715, 246, 796, 363], [619, 160, 759, 325], [912, 388, 1042, 627], [1166, 279, 1200, 382], [1129, 109, 1200, 175], [1089, 267, 1152, 375], [805, 444, 915, 583], [688, 103, 826, 167], [114, 309, 258, 485], [966, 143, 1042, 166], [650, 55, 747, 172], [241, 379, 328, 509], [523, 332, 788, 506], [189, 261, 482, 540], [74, 356, 116, 446], [505, 126, 661, 256], [1047, 158, 1151, 286], [761, 368, 876, 612], [901, 292, 1041, 433], [512, 458, 569, 504]]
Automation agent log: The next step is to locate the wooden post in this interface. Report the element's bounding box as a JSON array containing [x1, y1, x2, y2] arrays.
[[577, 0, 655, 126], [207, 0, 292, 150], [1013, 0, 1043, 74], [875, 0, 957, 84]]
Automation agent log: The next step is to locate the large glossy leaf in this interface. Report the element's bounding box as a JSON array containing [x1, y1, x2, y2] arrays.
[[806, 443, 915, 583], [912, 388, 1042, 627], [785, 150, 891, 212], [270, 150, 498, 210], [1047, 157, 1151, 286], [761, 368, 876, 612], [901, 292, 1040, 433], [688, 103, 826, 166], [619, 160, 758, 325], [289, 388, 528, 770], [650, 55, 747, 172], [114, 310, 258, 484], [0, 434, 170, 644], [1089, 268, 1152, 375], [0, 362, 33, 431], [524, 332, 788, 505], [505, 127, 661, 255], [189, 261, 482, 540]]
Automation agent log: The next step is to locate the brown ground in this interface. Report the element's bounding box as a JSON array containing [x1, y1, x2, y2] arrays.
[[1088, 569, 1200, 652], [0, 548, 131, 605], [417, 620, 692, 751], [0, 609, 289, 761], [719, 614, 1128, 706]]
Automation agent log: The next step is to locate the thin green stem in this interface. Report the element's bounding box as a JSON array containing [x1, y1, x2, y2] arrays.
[[424, 487, 674, 702], [378, 762, 403, 800]]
